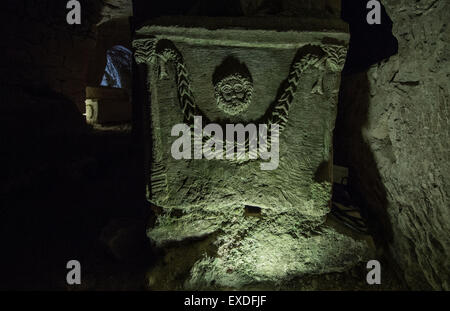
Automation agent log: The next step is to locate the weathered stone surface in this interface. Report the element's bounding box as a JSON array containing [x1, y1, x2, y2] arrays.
[[135, 19, 372, 289], [1, 1, 134, 114], [337, 0, 450, 290], [240, 0, 341, 17], [98, 0, 133, 25], [1, 1, 104, 109]]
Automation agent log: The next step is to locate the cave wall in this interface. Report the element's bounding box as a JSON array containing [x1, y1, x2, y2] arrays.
[[337, 0, 449, 290], [2, 0, 448, 291], [2, 0, 132, 112], [0, 1, 138, 289], [240, 0, 341, 17], [2, 1, 99, 111], [0, 0, 133, 213]]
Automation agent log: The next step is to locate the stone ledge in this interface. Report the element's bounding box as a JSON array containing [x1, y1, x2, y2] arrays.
[[136, 15, 348, 34]]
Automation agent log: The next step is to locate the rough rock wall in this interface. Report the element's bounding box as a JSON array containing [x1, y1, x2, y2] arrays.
[[99, 0, 133, 25], [337, 0, 449, 290], [2, 1, 100, 111], [240, 0, 341, 17], [1, 0, 132, 112], [0, 0, 132, 200]]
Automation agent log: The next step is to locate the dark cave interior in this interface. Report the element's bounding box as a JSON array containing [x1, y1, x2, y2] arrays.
[[0, 0, 448, 291]]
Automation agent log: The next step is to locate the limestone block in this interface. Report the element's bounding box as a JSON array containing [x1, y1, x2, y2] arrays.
[[85, 86, 131, 124], [134, 17, 371, 289]]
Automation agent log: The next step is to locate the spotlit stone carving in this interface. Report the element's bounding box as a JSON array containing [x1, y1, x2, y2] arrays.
[[211, 57, 255, 116], [214, 73, 253, 115], [133, 18, 372, 291]]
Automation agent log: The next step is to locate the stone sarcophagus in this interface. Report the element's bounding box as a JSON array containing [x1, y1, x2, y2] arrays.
[[133, 17, 371, 290]]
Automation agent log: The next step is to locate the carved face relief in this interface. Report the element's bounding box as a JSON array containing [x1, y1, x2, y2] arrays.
[[214, 74, 253, 116]]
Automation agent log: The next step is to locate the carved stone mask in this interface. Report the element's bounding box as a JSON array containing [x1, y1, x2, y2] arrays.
[[214, 74, 253, 116]]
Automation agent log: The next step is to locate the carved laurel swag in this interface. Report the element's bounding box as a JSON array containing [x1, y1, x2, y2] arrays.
[[133, 38, 347, 161]]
